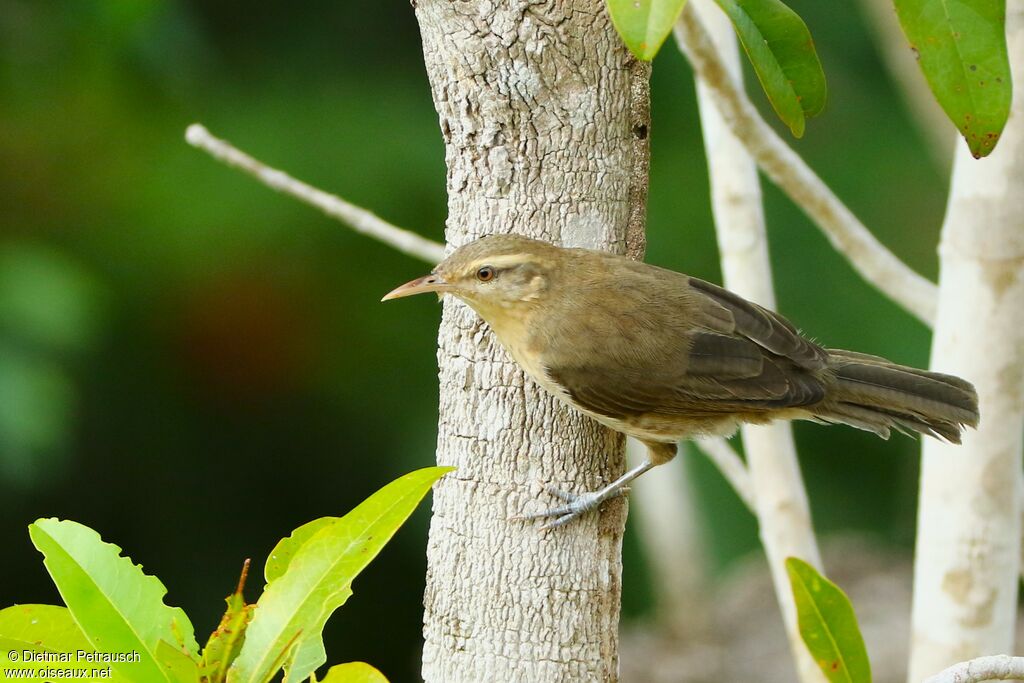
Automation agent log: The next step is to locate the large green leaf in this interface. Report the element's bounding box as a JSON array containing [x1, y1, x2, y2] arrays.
[[786, 557, 871, 683], [714, 0, 828, 137], [29, 518, 201, 683], [316, 662, 388, 683], [607, 0, 689, 60], [227, 466, 453, 683], [894, 0, 1010, 158]]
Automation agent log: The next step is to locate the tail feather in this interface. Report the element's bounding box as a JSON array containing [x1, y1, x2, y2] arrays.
[[817, 350, 979, 444], [829, 349, 978, 397]]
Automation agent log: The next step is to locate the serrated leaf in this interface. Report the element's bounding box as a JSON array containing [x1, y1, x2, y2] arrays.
[[200, 561, 255, 683], [607, 0, 689, 60], [265, 518, 338, 584], [316, 662, 388, 683], [894, 0, 1010, 157], [29, 518, 201, 683], [278, 587, 352, 683], [786, 557, 872, 683], [226, 466, 453, 683], [714, 0, 827, 137]]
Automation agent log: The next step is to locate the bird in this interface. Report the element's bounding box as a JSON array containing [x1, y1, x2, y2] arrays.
[[382, 234, 979, 529]]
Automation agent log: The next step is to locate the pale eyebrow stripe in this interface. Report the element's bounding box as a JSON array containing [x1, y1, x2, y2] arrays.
[[468, 254, 533, 270]]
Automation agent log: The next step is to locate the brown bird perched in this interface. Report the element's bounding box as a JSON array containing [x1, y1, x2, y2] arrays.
[[383, 234, 979, 529]]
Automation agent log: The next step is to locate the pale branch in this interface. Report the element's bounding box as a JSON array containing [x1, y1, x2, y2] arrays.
[[1020, 472, 1024, 584], [674, 6, 938, 326], [923, 655, 1024, 683], [687, 2, 825, 681], [907, 0, 1024, 673], [694, 437, 755, 512], [184, 123, 446, 264]]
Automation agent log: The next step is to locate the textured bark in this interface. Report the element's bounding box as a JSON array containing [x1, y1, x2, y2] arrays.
[[686, 3, 825, 681], [908, 2, 1024, 679], [413, 2, 650, 680]]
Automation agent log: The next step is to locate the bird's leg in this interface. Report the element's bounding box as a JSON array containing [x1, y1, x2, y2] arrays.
[[513, 459, 655, 531]]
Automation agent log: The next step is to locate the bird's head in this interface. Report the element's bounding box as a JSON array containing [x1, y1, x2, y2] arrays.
[[382, 234, 561, 321]]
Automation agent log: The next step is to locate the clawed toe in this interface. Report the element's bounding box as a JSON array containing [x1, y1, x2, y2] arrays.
[[543, 485, 577, 502], [511, 486, 627, 530]]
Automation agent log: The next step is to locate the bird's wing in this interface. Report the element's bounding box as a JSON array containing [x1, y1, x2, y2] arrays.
[[687, 277, 829, 370], [542, 276, 827, 420], [547, 345, 825, 420]]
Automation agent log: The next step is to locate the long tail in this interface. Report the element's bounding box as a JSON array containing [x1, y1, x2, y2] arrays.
[[816, 350, 979, 443]]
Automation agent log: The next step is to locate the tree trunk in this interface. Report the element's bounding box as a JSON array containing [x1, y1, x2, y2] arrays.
[[908, 2, 1024, 679], [413, 1, 650, 680]]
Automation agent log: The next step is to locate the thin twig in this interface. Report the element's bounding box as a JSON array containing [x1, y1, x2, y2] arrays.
[[695, 437, 755, 511], [923, 655, 1024, 683], [184, 124, 446, 264], [674, 7, 938, 326]]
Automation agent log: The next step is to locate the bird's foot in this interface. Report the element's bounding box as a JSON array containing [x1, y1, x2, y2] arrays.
[[511, 484, 630, 531]]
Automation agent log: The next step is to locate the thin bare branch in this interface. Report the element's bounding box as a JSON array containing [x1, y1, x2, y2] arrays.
[[923, 655, 1024, 683], [674, 7, 938, 326], [184, 123, 446, 264], [694, 437, 755, 512]]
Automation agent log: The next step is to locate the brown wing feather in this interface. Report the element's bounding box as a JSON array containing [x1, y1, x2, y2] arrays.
[[688, 278, 829, 370], [547, 354, 825, 421]]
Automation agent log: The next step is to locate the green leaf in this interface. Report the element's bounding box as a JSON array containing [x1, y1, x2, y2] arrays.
[[0, 605, 150, 682], [607, 0, 689, 61], [0, 604, 92, 652], [316, 662, 388, 683], [265, 518, 338, 584], [786, 557, 872, 683], [200, 561, 256, 683], [227, 466, 453, 683], [893, 0, 1011, 158], [157, 640, 201, 683], [714, 0, 828, 137], [0, 605, 111, 681], [0, 636, 111, 682], [29, 518, 201, 683]]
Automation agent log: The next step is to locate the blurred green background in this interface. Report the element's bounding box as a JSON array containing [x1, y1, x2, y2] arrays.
[[0, 1, 948, 680]]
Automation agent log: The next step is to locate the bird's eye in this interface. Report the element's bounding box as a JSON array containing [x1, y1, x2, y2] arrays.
[[476, 266, 495, 282]]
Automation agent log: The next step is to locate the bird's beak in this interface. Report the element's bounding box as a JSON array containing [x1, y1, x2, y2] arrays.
[[381, 273, 452, 301]]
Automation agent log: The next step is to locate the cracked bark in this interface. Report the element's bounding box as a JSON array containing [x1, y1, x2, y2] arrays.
[[413, 1, 650, 680]]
